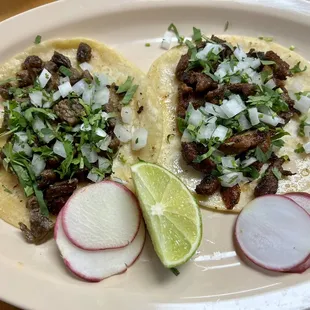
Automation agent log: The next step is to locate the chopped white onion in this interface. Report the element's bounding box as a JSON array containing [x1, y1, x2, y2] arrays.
[[248, 107, 260, 126], [197, 123, 216, 141], [81, 144, 98, 163], [95, 128, 107, 138], [13, 141, 32, 157], [234, 47, 247, 61], [188, 109, 203, 127], [33, 116, 45, 132], [41, 129, 55, 144], [59, 76, 70, 85], [53, 91, 61, 102], [181, 129, 194, 143], [258, 113, 284, 126], [87, 171, 102, 183], [161, 30, 174, 50], [230, 76, 242, 84], [101, 112, 109, 121], [131, 128, 148, 151], [72, 79, 88, 95], [265, 79, 276, 89], [219, 172, 244, 187], [82, 85, 94, 104], [79, 62, 93, 72], [93, 87, 109, 108], [38, 68, 52, 88], [80, 123, 92, 131], [241, 157, 257, 168], [221, 95, 246, 118], [303, 142, 310, 154], [249, 58, 261, 69], [64, 134, 74, 142], [121, 106, 133, 124], [95, 73, 109, 87], [29, 91, 43, 107], [15, 131, 28, 143], [58, 81, 73, 98], [222, 156, 238, 169], [53, 140, 67, 158], [212, 125, 228, 141], [31, 154, 46, 176], [294, 95, 310, 113], [238, 114, 252, 130], [96, 136, 112, 151], [205, 102, 227, 119], [114, 124, 132, 143], [196, 43, 224, 60], [304, 125, 310, 137], [98, 157, 111, 170], [71, 124, 81, 132], [43, 101, 52, 109]]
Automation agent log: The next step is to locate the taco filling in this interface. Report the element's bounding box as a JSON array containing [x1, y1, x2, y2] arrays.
[[172, 33, 309, 210], [0, 40, 154, 244]]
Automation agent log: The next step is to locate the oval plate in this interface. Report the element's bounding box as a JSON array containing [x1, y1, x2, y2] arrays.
[[0, 0, 310, 309]]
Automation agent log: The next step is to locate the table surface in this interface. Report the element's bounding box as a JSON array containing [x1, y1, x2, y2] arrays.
[[0, 3, 54, 310]]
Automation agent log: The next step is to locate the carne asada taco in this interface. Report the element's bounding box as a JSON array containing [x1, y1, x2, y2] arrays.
[[149, 31, 310, 212], [0, 38, 162, 243]]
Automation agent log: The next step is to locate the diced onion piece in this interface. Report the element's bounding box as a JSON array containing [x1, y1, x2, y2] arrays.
[[248, 107, 260, 126], [38, 68, 52, 88], [59, 76, 70, 85], [101, 112, 109, 121], [29, 91, 43, 107], [95, 73, 109, 87], [233, 47, 247, 61], [72, 79, 88, 95], [303, 142, 310, 154], [304, 125, 310, 137], [87, 171, 102, 183], [81, 144, 98, 163], [53, 91, 61, 102], [222, 156, 238, 168], [294, 95, 310, 113], [181, 129, 194, 143], [220, 172, 244, 187], [33, 116, 45, 132], [80, 123, 91, 131], [13, 141, 32, 157], [131, 128, 148, 151], [71, 124, 81, 132], [79, 62, 93, 72], [93, 87, 109, 106], [43, 101, 52, 109], [196, 43, 224, 60], [188, 109, 203, 127], [241, 157, 257, 168], [265, 79, 276, 89], [58, 81, 73, 98], [53, 140, 67, 158], [42, 129, 55, 144], [230, 76, 242, 84], [95, 128, 107, 138], [205, 102, 227, 119], [238, 114, 252, 130], [197, 123, 216, 141], [121, 106, 133, 124], [96, 136, 112, 151], [161, 30, 174, 50], [98, 157, 111, 170], [212, 125, 228, 141], [114, 124, 132, 143], [82, 85, 94, 104], [249, 58, 261, 69], [221, 95, 246, 118], [31, 154, 46, 176], [15, 131, 28, 143], [258, 113, 284, 126], [64, 134, 74, 142]]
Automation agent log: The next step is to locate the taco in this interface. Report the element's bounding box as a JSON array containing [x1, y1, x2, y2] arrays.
[[148, 31, 310, 212], [0, 38, 162, 243]]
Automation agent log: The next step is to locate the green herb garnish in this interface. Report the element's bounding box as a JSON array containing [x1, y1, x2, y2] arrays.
[[258, 36, 273, 42], [272, 167, 282, 180], [170, 267, 180, 276], [290, 61, 307, 74], [261, 60, 276, 66], [145, 43, 151, 47], [34, 35, 42, 44], [121, 84, 138, 105], [168, 23, 184, 44], [289, 45, 295, 51], [192, 27, 202, 42], [2, 185, 12, 194], [117, 76, 134, 94], [59, 66, 72, 77], [255, 146, 272, 163], [295, 143, 305, 154]]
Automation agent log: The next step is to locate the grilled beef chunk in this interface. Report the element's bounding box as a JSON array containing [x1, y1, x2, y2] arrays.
[[105, 84, 122, 114], [22, 55, 43, 70], [82, 70, 93, 82], [0, 82, 12, 100], [19, 197, 54, 244], [73, 168, 89, 181], [176, 54, 189, 80], [47, 196, 70, 215], [210, 35, 233, 59], [37, 169, 58, 189], [205, 85, 226, 105], [257, 132, 271, 153], [227, 83, 257, 97], [46, 74, 60, 92], [182, 71, 216, 92], [68, 68, 82, 85], [220, 184, 241, 210], [247, 48, 265, 60], [46, 157, 61, 169], [265, 51, 292, 80], [109, 133, 121, 152], [195, 174, 220, 195], [44, 60, 58, 73], [77, 42, 92, 63], [16, 70, 35, 87], [219, 130, 267, 155], [53, 99, 85, 125], [45, 178, 78, 200], [51, 51, 72, 68]]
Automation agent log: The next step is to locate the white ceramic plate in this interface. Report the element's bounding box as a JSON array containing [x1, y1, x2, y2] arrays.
[[0, 0, 310, 309]]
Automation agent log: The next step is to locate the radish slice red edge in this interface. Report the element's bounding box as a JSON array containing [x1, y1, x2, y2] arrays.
[[284, 192, 310, 215], [55, 210, 146, 282], [235, 194, 310, 272], [62, 180, 141, 251]]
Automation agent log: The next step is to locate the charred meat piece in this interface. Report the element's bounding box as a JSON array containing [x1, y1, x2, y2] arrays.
[[247, 48, 265, 60], [109, 133, 121, 152], [73, 168, 89, 181], [175, 54, 189, 81], [227, 83, 257, 97], [257, 132, 271, 153], [46, 74, 60, 92], [53, 99, 85, 126], [46, 157, 61, 169], [210, 35, 233, 59], [264, 50, 292, 80], [0, 82, 12, 100], [181, 71, 216, 92], [281, 90, 295, 108], [47, 196, 70, 215], [220, 184, 241, 210], [77, 42, 92, 63], [51, 51, 72, 68], [105, 84, 123, 114], [45, 178, 78, 200], [82, 70, 93, 82], [37, 169, 58, 189], [210, 35, 226, 45], [22, 55, 44, 70], [205, 85, 226, 105], [278, 110, 295, 125], [19, 196, 54, 244], [16, 70, 36, 87], [68, 68, 82, 85], [44, 60, 58, 73], [195, 174, 220, 195], [219, 130, 267, 155]]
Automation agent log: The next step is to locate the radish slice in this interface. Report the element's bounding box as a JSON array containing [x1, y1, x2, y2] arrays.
[[284, 192, 310, 214], [62, 181, 141, 250], [235, 195, 310, 272], [55, 210, 145, 282]]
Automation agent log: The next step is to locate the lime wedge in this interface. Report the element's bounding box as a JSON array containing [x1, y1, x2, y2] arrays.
[[131, 162, 202, 268]]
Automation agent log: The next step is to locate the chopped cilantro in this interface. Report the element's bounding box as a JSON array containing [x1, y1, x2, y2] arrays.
[[282, 155, 290, 161], [2, 185, 12, 194], [290, 61, 307, 74], [258, 36, 273, 42], [295, 143, 305, 154], [177, 117, 187, 133], [170, 267, 180, 276], [255, 146, 272, 163], [192, 27, 202, 42], [272, 139, 284, 148], [117, 76, 134, 94], [297, 115, 310, 137], [59, 66, 72, 77], [168, 23, 184, 44], [118, 153, 126, 164], [193, 147, 215, 163], [272, 167, 282, 180], [261, 60, 276, 66], [271, 128, 290, 140], [145, 43, 151, 47], [34, 35, 42, 44], [121, 84, 139, 105], [166, 134, 175, 143], [289, 45, 295, 51], [224, 21, 229, 32]]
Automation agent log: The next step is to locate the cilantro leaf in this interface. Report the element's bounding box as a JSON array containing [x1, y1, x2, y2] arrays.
[[177, 117, 187, 133], [121, 84, 138, 105], [255, 146, 272, 163], [168, 23, 184, 44], [290, 62, 307, 74], [193, 147, 215, 163], [34, 35, 42, 44], [272, 167, 282, 180], [59, 66, 72, 77], [192, 27, 202, 42], [261, 60, 276, 66], [117, 76, 134, 94], [258, 36, 273, 42], [24, 107, 57, 122], [295, 143, 305, 154]]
